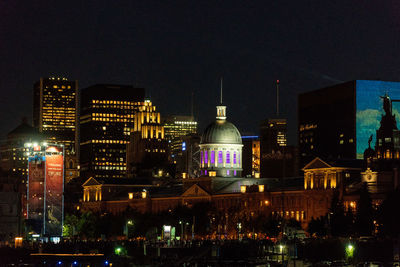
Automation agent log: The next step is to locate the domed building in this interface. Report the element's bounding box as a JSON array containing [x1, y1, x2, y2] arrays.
[[199, 102, 243, 177]]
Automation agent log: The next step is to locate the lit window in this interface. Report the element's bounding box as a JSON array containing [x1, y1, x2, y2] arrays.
[[226, 151, 230, 164], [211, 151, 215, 164], [227, 170, 230, 175], [218, 151, 223, 164], [205, 150, 208, 164], [233, 152, 236, 164]]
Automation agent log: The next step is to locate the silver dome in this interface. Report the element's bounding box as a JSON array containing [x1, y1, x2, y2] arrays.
[[201, 119, 242, 144]]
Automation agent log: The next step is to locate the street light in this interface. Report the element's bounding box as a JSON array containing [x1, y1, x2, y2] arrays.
[[346, 243, 354, 259]]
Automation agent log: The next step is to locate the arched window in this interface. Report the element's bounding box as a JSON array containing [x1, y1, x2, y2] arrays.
[[218, 151, 223, 164]]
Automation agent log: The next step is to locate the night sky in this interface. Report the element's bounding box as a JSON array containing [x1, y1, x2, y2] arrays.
[[1, 0, 400, 144]]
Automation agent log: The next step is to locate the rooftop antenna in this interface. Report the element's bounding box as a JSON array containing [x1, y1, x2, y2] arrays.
[[220, 77, 223, 104], [191, 91, 194, 118], [276, 79, 280, 117]]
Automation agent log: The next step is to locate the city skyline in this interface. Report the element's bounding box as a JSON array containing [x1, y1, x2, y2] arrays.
[[2, 1, 400, 144]]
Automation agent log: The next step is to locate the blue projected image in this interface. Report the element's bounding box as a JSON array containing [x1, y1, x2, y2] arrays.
[[356, 80, 400, 159]]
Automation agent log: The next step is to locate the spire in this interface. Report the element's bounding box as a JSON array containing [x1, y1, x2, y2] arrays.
[[220, 77, 223, 104], [216, 77, 226, 120]]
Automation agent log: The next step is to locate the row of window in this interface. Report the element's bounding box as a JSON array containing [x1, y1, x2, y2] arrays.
[[201, 150, 240, 165], [94, 166, 126, 170]]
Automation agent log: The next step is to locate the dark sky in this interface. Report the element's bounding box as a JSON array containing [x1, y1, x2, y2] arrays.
[[1, 0, 400, 144]]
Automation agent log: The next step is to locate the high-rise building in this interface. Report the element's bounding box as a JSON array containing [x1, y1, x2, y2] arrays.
[[26, 143, 64, 239], [260, 118, 287, 152], [80, 84, 145, 179], [298, 80, 400, 167], [33, 77, 78, 154], [162, 115, 198, 161], [33, 77, 79, 182], [241, 136, 260, 178], [126, 100, 169, 177], [259, 118, 297, 178]]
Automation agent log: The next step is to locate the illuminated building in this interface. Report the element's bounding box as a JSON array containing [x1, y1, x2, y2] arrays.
[[126, 100, 169, 177], [298, 80, 400, 167], [241, 136, 260, 178], [80, 84, 145, 179], [26, 143, 64, 239], [33, 77, 79, 181], [0, 118, 41, 182], [260, 119, 287, 151], [162, 115, 197, 160], [199, 100, 243, 178]]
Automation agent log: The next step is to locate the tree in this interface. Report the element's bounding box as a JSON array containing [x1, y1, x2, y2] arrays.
[[377, 187, 400, 237], [355, 183, 374, 236], [307, 216, 327, 237], [330, 189, 353, 237], [63, 214, 79, 237], [77, 211, 97, 239]]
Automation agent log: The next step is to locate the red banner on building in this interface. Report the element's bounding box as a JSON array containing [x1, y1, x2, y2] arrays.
[[27, 156, 45, 221], [45, 152, 64, 236]]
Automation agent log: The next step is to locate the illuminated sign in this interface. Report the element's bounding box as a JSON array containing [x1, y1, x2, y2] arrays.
[[182, 142, 186, 151]]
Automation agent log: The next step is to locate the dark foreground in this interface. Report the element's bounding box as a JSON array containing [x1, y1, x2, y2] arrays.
[[0, 238, 399, 266]]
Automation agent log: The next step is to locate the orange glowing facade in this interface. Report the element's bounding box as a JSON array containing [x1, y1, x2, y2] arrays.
[[127, 100, 169, 177]]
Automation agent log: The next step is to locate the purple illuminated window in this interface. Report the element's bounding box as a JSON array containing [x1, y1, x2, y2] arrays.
[[211, 151, 215, 164], [205, 170, 208, 175], [234, 170, 237, 176], [218, 151, 223, 164], [227, 170, 230, 175], [233, 152, 237, 164], [226, 151, 230, 164], [205, 150, 208, 164], [200, 151, 203, 164]]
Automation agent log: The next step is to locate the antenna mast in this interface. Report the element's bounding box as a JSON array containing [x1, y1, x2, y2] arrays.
[[276, 79, 280, 117], [220, 77, 223, 104], [191, 91, 194, 118]]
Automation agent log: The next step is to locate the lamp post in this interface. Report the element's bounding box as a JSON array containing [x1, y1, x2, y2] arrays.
[[179, 221, 183, 243]]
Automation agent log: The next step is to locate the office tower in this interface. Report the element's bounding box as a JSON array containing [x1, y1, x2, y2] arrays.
[[162, 115, 198, 161], [298, 80, 400, 167], [260, 118, 287, 152], [259, 118, 297, 178], [33, 77, 79, 181], [26, 143, 64, 239], [126, 100, 169, 177], [80, 84, 145, 179], [241, 136, 260, 178], [33, 77, 78, 153]]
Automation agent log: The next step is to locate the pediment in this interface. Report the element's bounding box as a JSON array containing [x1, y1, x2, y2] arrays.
[[182, 184, 210, 197], [82, 177, 101, 187], [302, 157, 332, 170]]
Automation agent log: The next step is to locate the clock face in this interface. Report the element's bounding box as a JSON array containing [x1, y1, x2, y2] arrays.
[[367, 175, 372, 181]]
